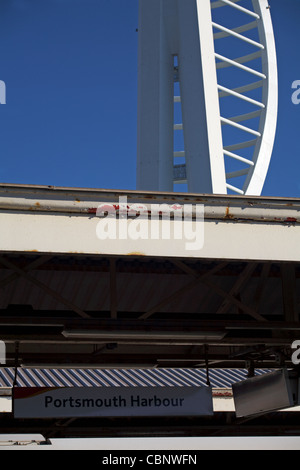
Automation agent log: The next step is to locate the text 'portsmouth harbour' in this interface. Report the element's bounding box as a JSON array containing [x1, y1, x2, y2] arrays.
[[13, 386, 213, 418], [44, 394, 185, 409]]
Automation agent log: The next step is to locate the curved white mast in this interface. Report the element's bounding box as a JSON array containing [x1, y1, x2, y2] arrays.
[[136, 0, 278, 196]]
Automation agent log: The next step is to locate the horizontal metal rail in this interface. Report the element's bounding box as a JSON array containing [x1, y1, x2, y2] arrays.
[[0, 184, 298, 225]]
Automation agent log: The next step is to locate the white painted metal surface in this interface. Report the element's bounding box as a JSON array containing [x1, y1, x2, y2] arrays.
[[0, 210, 299, 261], [137, 0, 278, 196], [2, 435, 300, 450], [0, 185, 299, 262], [0, 389, 11, 413]]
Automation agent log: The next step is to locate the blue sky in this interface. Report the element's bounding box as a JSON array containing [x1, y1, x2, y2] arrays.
[[0, 0, 299, 198]]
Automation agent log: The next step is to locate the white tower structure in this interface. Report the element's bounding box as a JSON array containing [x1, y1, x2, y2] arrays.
[[136, 0, 278, 195]]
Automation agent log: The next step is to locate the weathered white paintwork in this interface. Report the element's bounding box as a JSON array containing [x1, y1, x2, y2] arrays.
[[136, 0, 278, 196], [0, 185, 298, 262]]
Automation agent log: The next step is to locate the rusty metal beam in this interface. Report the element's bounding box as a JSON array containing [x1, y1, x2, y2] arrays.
[[0, 185, 299, 262], [2, 352, 292, 369], [0, 316, 300, 330]]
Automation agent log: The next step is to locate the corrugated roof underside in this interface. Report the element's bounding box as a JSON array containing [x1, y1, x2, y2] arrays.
[[0, 368, 271, 388], [0, 268, 287, 315]]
